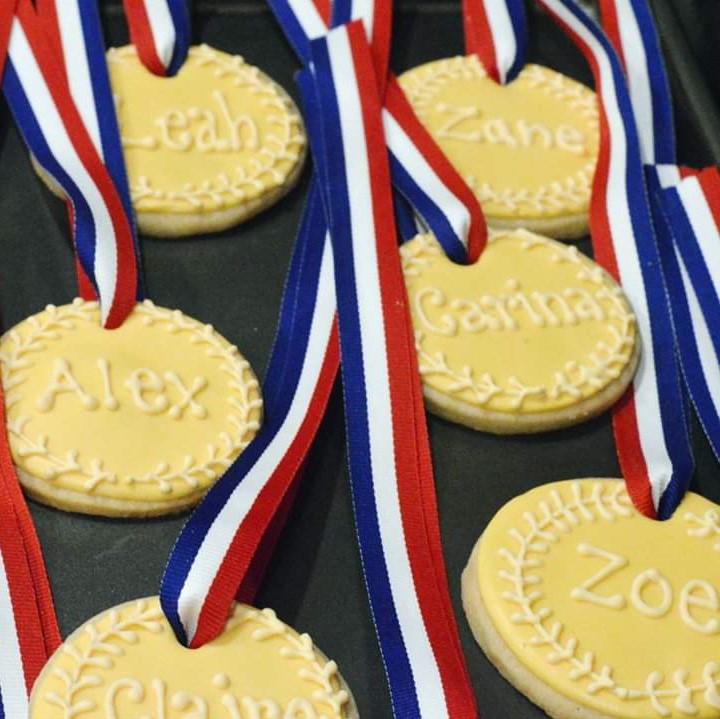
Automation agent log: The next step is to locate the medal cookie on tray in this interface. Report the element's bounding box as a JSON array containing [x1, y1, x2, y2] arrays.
[[398, 57, 599, 240], [34, 44, 307, 238], [0, 299, 262, 517], [401, 229, 639, 433], [462, 479, 720, 719], [30, 597, 358, 719]]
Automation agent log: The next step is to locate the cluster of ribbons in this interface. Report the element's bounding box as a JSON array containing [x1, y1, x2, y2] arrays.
[[159, 3, 720, 718], [161, 2, 484, 715], [0, 0, 715, 717], [468, 0, 720, 519]]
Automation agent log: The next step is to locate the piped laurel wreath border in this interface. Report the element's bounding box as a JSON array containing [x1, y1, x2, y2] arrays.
[[109, 44, 307, 212], [494, 481, 720, 718], [42, 598, 350, 719], [400, 231, 636, 412], [0, 299, 262, 495], [398, 56, 599, 216]]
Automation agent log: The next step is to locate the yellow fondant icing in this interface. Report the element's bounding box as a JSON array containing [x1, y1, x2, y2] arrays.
[[108, 45, 305, 214], [398, 57, 599, 221], [0, 299, 262, 503], [474, 479, 720, 718], [401, 231, 636, 414], [30, 598, 351, 719]]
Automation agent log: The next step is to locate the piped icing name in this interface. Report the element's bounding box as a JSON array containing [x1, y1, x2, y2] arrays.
[[38, 601, 349, 719], [435, 102, 589, 155], [414, 279, 612, 337], [484, 481, 720, 718], [571, 543, 719, 635], [107, 45, 306, 212], [36, 357, 209, 419], [120, 90, 259, 154], [105, 675, 326, 718], [398, 58, 600, 217], [401, 232, 636, 413], [0, 300, 262, 497]]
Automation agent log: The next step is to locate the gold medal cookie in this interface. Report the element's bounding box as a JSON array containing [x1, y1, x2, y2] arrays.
[[398, 57, 599, 240], [401, 230, 639, 433], [0, 299, 262, 516], [31, 597, 357, 719], [462, 479, 720, 719], [35, 45, 306, 238]]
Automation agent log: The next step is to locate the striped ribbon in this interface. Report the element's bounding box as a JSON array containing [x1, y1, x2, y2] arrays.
[[268, 0, 486, 264], [37, 0, 144, 302], [162, 2, 479, 715], [123, 0, 190, 76], [654, 168, 720, 458], [160, 0, 339, 650], [4, 0, 138, 327], [535, 0, 694, 519], [0, 5, 61, 715], [598, 0, 720, 466], [304, 20, 477, 717], [0, 381, 61, 718], [161, 181, 340, 646], [463, 0, 528, 83], [161, 0, 486, 649], [598, 0, 675, 164]]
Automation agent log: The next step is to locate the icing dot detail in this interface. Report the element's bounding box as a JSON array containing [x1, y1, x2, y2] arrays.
[[213, 673, 231, 690]]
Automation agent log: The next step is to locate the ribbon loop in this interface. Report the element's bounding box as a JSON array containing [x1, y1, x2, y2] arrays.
[[123, 0, 191, 76], [304, 20, 478, 717], [463, 0, 528, 84], [537, 0, 694, 519], [5, 0, 140, 327], [268, 0, 487, 264]]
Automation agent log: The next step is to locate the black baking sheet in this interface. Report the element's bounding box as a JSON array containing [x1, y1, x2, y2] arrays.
[[1, 2, 718, 717]]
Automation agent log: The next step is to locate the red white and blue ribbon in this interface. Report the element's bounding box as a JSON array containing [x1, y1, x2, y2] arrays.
[[0, 6, 62, 714], [4, 0, 139, 327], [650, 166, 720, 459], [162, 183, 340, 646], [38, 0, 144, 300], [267, 0, 486, 264], [160, 0, 339, 649], [598, 0, 720, 467], [161, 4, 479, 716], [598, 0, 675, 165], [304, 21, 477, 717], [463, 0, 528, 83], [0, 383, 62, 718], [123, 0, 190, 76], [536, 0, 694, 519]]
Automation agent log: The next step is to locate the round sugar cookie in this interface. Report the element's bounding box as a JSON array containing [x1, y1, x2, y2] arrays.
[[35, 45, 307, 238], [462, 479, 720, 719], [0, 299, 262, 516], [30, 597, 358, 719], [398, 57, 600, 240], [401, 230, 638, 433]]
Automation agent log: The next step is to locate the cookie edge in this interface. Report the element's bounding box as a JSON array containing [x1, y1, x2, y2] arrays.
[[29, 597, 360, 719], [421, 320, 640, 434], [461, 531, 613, 719]]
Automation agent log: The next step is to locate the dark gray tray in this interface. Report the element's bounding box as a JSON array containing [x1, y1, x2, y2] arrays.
[[1, 2, 717, 717]]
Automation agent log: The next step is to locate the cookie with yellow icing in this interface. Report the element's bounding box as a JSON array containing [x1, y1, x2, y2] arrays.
[[34, 45, 306, 238], [462, 479, 720, 719], [0, 299, 262, 516], [30, 597, 357, 719], [398, 57, 599, 240], [401, 230, 638, 433]]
